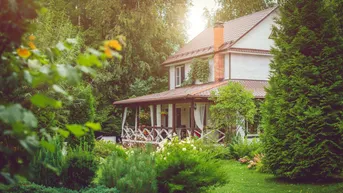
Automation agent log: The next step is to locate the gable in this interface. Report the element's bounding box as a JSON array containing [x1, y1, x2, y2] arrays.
[[231, 11, 278, 50], [162, 7, 278, 65]]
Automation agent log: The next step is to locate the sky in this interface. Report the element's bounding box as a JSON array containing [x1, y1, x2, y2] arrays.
[[187, 0, 218, 42]]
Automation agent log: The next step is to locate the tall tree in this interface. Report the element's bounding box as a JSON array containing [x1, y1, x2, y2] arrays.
[[204, 0, 276, 27], [262, 0, 343, 179], [54, 0, 191, 133]]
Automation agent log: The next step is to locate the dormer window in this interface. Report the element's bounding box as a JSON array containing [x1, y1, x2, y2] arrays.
[[175, 65, 185, 87]]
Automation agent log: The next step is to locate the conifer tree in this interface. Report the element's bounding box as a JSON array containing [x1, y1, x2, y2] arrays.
[[262, 0, 343, 179]]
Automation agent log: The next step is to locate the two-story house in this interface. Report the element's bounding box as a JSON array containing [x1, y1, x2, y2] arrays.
[[113, 7, 278, 144]]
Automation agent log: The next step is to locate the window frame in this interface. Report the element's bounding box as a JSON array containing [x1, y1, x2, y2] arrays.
[[175, 65, 184, 87]]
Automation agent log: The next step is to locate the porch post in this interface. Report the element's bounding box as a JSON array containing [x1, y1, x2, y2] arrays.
[[168, 104, 173, 128], [172, 103, 176, 134], [190, 100, 195, 137], [156, 105, 162, 127]]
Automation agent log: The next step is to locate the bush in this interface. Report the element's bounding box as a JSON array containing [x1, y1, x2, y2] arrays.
[[262, 0, 343, 179], [156, 137, 227, 193], [98, 145, 157, 193], [81, 185, 119, 193], [0, 183, 77, 193], [93, 140, 126, 159], [30, 136, 64, 187], [228, 136, 262, 160], [61, 146, 98, 190]]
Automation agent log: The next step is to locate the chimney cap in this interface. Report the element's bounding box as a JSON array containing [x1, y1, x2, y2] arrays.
[[214, 21, 224, 28]]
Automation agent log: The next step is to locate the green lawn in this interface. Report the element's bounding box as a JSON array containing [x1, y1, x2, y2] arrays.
[[208, 160, 343, 193]]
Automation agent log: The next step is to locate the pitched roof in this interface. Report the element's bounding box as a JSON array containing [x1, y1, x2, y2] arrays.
[[162, 7, 277, 65], [113, 80, 268, 105]]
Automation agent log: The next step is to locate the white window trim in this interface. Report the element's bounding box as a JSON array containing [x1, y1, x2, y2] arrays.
[[175, 66, 182, 87]]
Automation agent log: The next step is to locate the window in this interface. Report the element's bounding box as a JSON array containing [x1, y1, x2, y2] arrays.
[[175, 65, 185, 87]]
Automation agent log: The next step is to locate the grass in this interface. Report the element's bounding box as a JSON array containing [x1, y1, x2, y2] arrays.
[[208, 160, 343, 193]]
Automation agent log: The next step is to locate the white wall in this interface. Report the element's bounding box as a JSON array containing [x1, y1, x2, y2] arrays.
[[224, 54, 230, 79], [232, 12, 277, 50], [169, 66, 175, 89], [230, 53, 271, 80]]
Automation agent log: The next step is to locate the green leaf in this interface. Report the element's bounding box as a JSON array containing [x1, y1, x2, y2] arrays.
[[57, 128, 70, 138], [24, 70, 32, 83], [31, 94, 62, 108], [85, 122, 101, 131], [40, 140, 55, 153], [77, 54, 102, 67], [52, 85, 67, 95], [22, 110, 38, 128], [66, 124, 85, 137]]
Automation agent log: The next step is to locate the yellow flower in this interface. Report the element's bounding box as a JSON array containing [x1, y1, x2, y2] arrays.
[[29, 35, 36, 41], [104, 40, 122, 51], [104, 46, 112, 58], [28, 41, 36, 50], [16, 48, 31, 58]]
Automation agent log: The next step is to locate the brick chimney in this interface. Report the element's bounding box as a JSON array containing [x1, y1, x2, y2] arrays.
[[213, 22, 224, 82]]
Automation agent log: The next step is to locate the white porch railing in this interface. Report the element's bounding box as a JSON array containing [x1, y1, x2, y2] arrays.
[[122, 126, 227, 144]]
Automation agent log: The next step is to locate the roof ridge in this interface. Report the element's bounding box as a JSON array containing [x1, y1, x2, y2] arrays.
[[222, 6, 277, 24]]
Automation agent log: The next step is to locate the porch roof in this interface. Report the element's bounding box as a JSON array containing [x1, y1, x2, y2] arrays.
[[113, 79, 268, 106]]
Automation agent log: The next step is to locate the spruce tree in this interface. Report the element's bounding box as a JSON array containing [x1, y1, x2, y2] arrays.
[[262, 0, 343, 179]]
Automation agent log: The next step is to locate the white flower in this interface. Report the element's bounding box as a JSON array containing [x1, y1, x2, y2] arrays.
[[167, 152, 170, 155], [164, 157, 167, 160], [182, 148, 186, 151], [167, 142, 172, 146], [193, 146, 196, 150]]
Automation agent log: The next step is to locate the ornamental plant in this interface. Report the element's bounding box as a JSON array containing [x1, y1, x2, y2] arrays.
[[155, 137, 226, 193], [98, 146, 157, 193], [262, 0, 343, 179], [0, 1, 123, 183]]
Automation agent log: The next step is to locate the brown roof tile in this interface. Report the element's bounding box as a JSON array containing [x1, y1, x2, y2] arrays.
[[113, 80, 268, 105], [162, 7, 277, 65]]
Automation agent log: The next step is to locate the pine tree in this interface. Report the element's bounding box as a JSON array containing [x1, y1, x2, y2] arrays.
[[262, 0, 343, 179]]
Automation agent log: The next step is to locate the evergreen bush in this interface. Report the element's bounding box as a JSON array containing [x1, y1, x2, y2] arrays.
[[0, 183, 77, 193], [93, 140, 127, 159], [30, 136, 64, 187], [262, 0, 343, 179], [61, 146, 98, 190], [98, 146, 157, 193], [156, 137, 227, 193]]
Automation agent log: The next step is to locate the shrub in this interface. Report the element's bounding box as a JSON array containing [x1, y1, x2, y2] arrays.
[[156, 137, 226, 193], [262, 0, 343, 179], [61, 146, 98, 190], [228, 137, 262, 160], [30, 136, 64, 187], [98, 145, 157, 193], [0, 183, 77, 193], [93, 140, 126, 159], [81, 185, 119, 193]]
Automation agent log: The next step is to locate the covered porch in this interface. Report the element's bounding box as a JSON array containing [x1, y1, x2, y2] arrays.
[[113, 79, 267, 144], [113, 81, 230, 144]]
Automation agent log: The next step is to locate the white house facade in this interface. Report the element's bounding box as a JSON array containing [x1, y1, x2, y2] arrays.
[[113, 7, 278, 144]]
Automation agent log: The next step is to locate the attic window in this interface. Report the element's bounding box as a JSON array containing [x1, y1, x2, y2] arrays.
[[269, 28, 277, 39]]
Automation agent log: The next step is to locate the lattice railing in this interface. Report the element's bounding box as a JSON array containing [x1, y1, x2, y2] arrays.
[[122, 126, 227, 145]]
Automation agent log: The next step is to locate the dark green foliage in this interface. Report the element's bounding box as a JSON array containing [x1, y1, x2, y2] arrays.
[[61, 147, 98, 190], [0, 183, 119, 193], [65, 85, 96, 150], [93, 140, 126, 159], [0, 183, 77, 193], [98, 146, 157, 193], [262, 0, 343, 179], [81, 186, 119, 193], [30, 136, 64, 187]]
